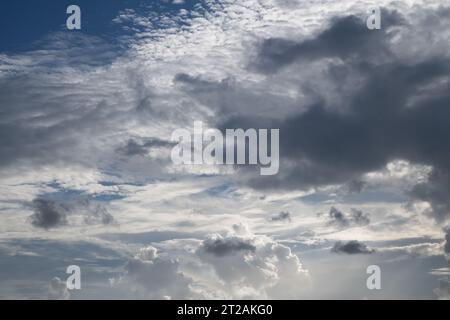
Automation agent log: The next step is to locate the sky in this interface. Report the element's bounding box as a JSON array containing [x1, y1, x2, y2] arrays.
[[0, 0, 450, 300]]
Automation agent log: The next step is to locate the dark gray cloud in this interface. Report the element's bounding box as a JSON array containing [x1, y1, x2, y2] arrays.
[[48, 277, 70, 300], [409, 170, 450, 223], [327, 207, 370, 228], [29, 199, 68, 229], [222, 11, 450, 222], [252, 12, 402, 73], [444, 229, 450, 255], [434, 278, 450, 300], [28, 196, 115, 229], [331, 240, 375, 254], [83, 206, 115, 226], [174, 73, 225, 89], [270, 211, 292, 222], [0, 33, 133, 170], [200, 236, 256, 257]]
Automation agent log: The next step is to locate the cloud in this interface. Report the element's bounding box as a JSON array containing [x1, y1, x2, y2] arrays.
[[270, 211, 292, 222], [328, 207, 349, 228], [350, 209, 370, 226], [199, 235, 256, 257], [327, 207, 370, 228], [2, 0, 450, 300], [48, 277, 70, 300], [444, 229, 450, 255], [111, 228, 311, 299], [29, 199, 68, 229], [252, 13, 401, 73], [196, 228, 310, 299], [28, 196, 116, 229], [115, 246, 193, 299], [346, 180, 366, 194], [434, 279, 450, 300], [243, 56, 450, 192], [117, 138, 175, 157], [409, 170, 450, 223], [219, 9, 450, 224], [331, 240, 375, 254], [378, 241, 442, 258], [83, 206, 115, 226]]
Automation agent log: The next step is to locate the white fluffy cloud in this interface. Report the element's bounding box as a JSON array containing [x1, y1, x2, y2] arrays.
[[112, 224, 310, 299], [113, 246, 193, 299]]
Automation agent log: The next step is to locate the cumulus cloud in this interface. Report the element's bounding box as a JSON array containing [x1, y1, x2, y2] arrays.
[[331, 240, 375, 254], [117, 138, 174, 157], [380, 242, 443, 258]]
